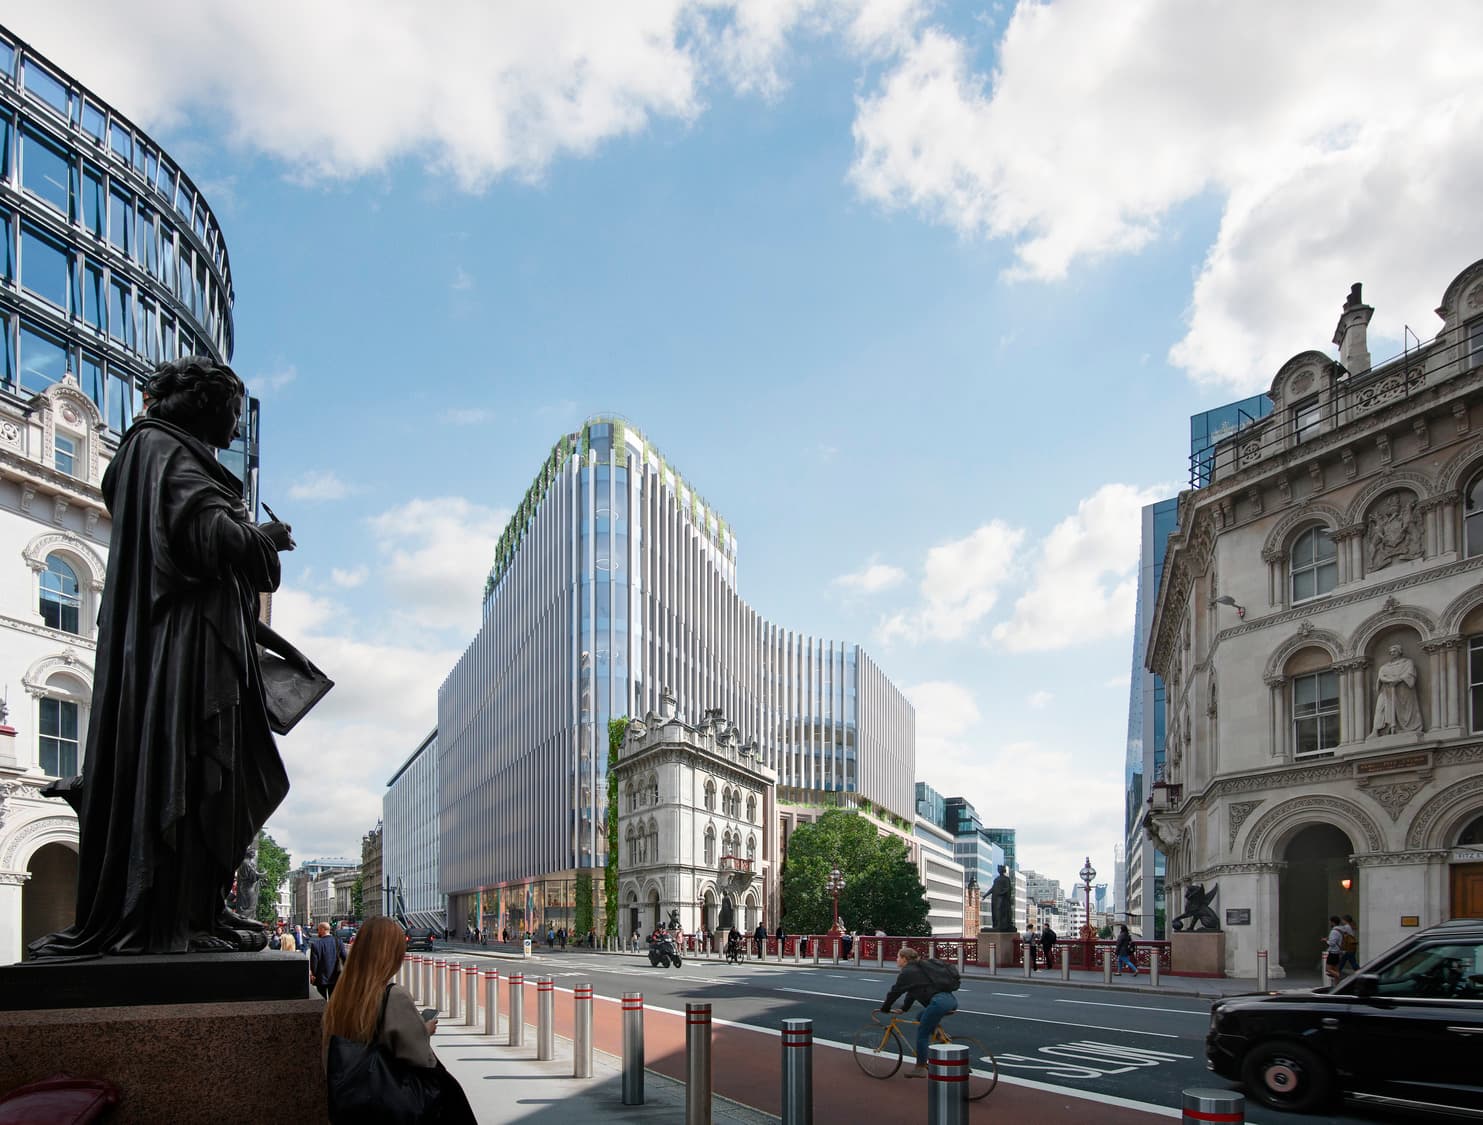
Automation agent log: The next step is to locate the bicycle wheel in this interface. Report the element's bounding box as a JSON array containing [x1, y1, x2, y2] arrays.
[[853, 1021, 905, 1078], [954, 1037, 998, 1100]]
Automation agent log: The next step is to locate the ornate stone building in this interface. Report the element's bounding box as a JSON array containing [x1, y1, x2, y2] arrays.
[[614, 690, 776, 940], [1146, 261, 1483, 976]]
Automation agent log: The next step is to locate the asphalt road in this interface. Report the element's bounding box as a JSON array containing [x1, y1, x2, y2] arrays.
[[447, 944, 1428, 1125]]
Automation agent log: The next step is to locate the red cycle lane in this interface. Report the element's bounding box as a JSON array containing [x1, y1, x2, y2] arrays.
[[499, 977, 1173, 1122]]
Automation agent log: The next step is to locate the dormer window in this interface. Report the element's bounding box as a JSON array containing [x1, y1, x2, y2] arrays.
[[1292, 396, 1321, 443], [1469, 318, 1483, 371], [54, 432, 75, 475]]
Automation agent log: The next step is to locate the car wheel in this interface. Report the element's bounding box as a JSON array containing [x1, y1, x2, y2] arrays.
[[1241, 1040, 1333, 1113]]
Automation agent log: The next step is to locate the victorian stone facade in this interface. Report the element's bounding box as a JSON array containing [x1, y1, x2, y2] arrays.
[[1146, 260, 1483, 976], [615, 691, 776, 940], [0, 377, 114, 963]]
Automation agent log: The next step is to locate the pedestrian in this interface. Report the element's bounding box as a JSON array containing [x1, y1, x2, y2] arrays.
[[322, 915, 476, 1124], [841, 930, 854, 959], [631, 928, 641, 953], [1040, 922, 1058, 968], [280, 926, 297, 953], [269, 926, 282, 950], [558, 927, 566, 950], [775, 922, 786, 956], [1113, 924, 1138, 976], [1323, 915, 1344, 982], [1022, 925, 1036, 972], [753, 921, 767, 958], [1338, 914, 1360, 974], [586, 928, 595, 948], [878, 946, 961, 1079], [294, 922, 306, 950], [309, 921, 348, 999]]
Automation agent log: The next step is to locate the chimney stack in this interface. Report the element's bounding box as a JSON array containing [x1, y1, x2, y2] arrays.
[[1333, 282, 1373, 377]]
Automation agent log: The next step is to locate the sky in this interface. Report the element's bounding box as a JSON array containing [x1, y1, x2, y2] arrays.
[[7, 0, 1483, 902]]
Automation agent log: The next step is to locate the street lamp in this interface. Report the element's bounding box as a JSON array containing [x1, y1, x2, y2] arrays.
[[826, 866, 847, 936], [1080, 857, 1097, 940]]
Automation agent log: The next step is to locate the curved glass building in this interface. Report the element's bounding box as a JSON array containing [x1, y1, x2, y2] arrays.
[[438, 417, 916, 932], [0, 27, 254, 505]]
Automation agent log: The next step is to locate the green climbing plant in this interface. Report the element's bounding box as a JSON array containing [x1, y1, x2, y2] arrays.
[[602, 716, 628, 939]]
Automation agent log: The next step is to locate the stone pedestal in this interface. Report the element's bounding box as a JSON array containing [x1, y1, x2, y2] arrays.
[[0, 998, 327, 1123], [976, 929, 1016, 969], [1170, 930, 1226, 977], [0, 950, 308, 1010]]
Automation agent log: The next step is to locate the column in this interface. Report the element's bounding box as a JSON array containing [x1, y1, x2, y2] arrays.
[[0, 872, 27, 965]]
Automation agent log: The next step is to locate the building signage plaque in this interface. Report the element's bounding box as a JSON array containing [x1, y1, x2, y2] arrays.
[[1355, 752, 1429, 776], [1401, 915, 1420, 927], [1225, 909, 1251, 926]]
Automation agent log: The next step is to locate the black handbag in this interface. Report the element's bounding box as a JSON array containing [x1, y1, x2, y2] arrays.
[[326, 985, 442, 1124]]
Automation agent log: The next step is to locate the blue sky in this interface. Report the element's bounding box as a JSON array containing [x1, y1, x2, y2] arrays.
[[9, 0, 1481, 896]]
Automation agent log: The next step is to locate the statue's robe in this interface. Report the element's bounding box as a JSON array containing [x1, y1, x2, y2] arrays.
[[30, 419, 287, 957]]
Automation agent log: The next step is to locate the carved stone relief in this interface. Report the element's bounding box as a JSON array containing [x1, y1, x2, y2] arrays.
[[1366, 491, 1423, 571], [1227, 800, 1261, 850], [1364, 780, 1425, 822]]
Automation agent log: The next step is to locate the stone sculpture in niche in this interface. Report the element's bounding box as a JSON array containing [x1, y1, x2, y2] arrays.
[[1372, 643, 1424, 737], [1367, 491, 1423, 570]]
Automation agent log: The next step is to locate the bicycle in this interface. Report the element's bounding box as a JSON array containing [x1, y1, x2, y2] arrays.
[[852, 1009, 996, 1099]]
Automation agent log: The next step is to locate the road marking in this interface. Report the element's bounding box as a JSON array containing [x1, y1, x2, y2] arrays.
[[1055, 998, 1208, 1016], [986, 992, 1029, 998], [955, 1008, 1180, 1039], [779, 987, 874, 1001], [996, 1040, 1193, 1081]]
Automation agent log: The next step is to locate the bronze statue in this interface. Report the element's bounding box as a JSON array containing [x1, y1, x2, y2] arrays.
[[1170, 883, 1221, 932], [30, 357, 322, 959], [988, 865, 1014, 932]]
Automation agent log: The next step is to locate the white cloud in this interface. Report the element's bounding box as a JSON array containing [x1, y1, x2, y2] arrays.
[[439, 407, 495, 426], [451, 267, 475, 292], [369, 497, 509, 632], [833, 559, 906, 595], [1104, 672, 1131, 691], [287, 470, 355, 502], [849, 1, 1483, 386], [1026, 690, 1053, 709], [330, 566, 367, 589], [907, 678, 1123, 895], [9, 0, 923, 190], [878, 520, 1023, 644], [249, 364, 297, 396], [991, 483, 1166, 653]]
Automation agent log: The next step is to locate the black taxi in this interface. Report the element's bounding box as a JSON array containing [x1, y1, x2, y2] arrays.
[[1207, 917, 1483, 1117]]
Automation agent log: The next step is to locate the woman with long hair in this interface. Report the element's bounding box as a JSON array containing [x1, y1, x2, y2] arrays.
[[322, 916, 475, 1123]]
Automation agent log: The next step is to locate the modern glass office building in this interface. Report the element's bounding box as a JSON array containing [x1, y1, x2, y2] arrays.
[[0, 27, 256, 508], [383, 730, 444, 930], [1123, 393, 1272, 937], [437, 417, 916, 931]]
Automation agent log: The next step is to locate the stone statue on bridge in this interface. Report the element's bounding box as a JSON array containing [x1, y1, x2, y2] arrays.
[[988, 865, 1014, 932]]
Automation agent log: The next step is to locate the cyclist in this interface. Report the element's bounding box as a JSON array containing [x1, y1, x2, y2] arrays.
[[878, 945, 961, 1079]]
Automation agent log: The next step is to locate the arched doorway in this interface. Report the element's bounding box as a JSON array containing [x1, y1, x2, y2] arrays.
[[1279, 824, 1355, 971], [647, 887, 660, 932], [700, 889, 715, 932], [21, 842, 78, 961], [626, 891, 639, 941], [1452, 813, 1483, 918]]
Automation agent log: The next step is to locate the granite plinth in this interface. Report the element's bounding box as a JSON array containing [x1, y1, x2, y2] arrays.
[[1170, 930, 1227, 976], [977, 929, 1017, 969], [0, 999, 326, 1123], [0, 950, 308, 1010]]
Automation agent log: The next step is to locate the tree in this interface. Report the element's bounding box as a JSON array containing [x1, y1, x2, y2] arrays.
[[601, 716, 628, 940], [350, 872, 364, 920], [779, 808, 930, 936], [574, 872, 594, 937], [255, 832, 291, 925]]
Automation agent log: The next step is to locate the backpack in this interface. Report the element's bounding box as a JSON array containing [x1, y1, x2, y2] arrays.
[[921, 958, 961, 993], [1340, 929, 1357, 954]]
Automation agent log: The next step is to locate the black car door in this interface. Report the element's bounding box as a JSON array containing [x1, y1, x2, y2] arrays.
[[1345, 939, 1483, 1112]]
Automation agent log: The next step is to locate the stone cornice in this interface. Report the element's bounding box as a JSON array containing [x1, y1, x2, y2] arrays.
[[0, 448, 107, 514], [0, 613, 97, 650], [1351, 850, 1448, 867]]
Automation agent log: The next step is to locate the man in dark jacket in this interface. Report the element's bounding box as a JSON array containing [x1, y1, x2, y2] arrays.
[[308, 921, 347, 998], [1040, 923, 1058, 968], [754, 922, 767, 958], [880, 946, 959, 1078]]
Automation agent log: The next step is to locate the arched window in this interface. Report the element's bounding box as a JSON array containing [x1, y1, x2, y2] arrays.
[[704, 826, 716, 865], [704, 779, 716, 811], [1293, 668, 1340, 756], [38, 695, 79, 776], [39, 555, 81, 634], [648, 774, 659, 806], [1466, 472, 1483, 558], [648, 819, 658, 862], [1290, 526, 1337, 602], [746, 794, 757, 823], [746, 835, 756, 864], [625, 781, 636, 812], [627, 826, 637, 865]]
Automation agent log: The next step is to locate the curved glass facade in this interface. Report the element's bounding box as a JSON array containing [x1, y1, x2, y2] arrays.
[[439, 417, 916, 901], [0, 27, 254, 505]]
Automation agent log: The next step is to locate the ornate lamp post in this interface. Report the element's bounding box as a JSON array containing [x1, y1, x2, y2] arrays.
[[826, 866, 846, 936], [1080, 857, 1097, 940]]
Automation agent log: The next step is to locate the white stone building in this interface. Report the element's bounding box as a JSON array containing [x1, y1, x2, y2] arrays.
[[1146, 262, 1483, 976], [913, 817, 966, 934], [0, 378, 113, 963], [615, 693, 776, 939]]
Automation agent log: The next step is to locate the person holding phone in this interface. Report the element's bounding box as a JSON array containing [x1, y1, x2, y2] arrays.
[[322, 916, 474, 1123]]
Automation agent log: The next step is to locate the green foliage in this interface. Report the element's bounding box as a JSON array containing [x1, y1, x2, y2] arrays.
[[350, 872, 364, 919], [575, 872, 594, 936], [254, 832, 291, 925], [779, 808, 930, 936], [602, 717, 628, 938], [1097, 925, 1113, 939]]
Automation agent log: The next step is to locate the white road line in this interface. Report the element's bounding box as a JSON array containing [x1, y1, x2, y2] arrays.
[[1055, 998, 1209, 1016], [986, 992, 1029, 998], [955, 1008, 1180, 1039], [779, 987, 878, 1001]]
